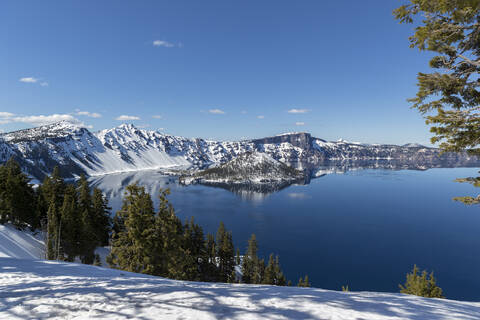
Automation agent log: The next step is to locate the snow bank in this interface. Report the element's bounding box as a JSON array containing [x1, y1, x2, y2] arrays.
[[0, 258, 479, 320], [0, 224, 44, 259]]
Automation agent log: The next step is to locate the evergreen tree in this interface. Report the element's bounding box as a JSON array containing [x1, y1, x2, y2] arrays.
[[91, 188, 111, 246], [274, 255, 287, 286], [46, 199, 59, 260], [204, 233, 218, 281], [77, 175, 95, 263], [216, 222, 235, 282], [241, 234, 259, 284], [0, 159, 37, 228], [263, 254, 276, 285], [297, 277, 304, 287], [41, 166, 65, 209], [394, 1, 480, 203], [153, 188, 184, 279], [236, 248, 241, 266], [399, 265, 444, 298], [108, 184, 157, 274], [181, 217, 206, 281], [297, 275, 310, 287], [60, 185, 83, 261]]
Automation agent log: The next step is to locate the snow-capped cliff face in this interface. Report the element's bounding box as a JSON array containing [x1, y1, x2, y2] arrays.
[[0, 121, 478, 180]]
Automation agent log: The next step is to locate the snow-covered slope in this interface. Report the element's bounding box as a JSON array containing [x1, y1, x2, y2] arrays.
[[180, 151, 305, 188], [1, 258, 479, 320], [0, 224, 44, 259], [1, 222, 480, 319], [1, 121, 479, 180]]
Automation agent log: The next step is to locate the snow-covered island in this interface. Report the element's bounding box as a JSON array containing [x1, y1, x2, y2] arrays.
[[1, 224, 479, 320], [179, 151, 306, 191]]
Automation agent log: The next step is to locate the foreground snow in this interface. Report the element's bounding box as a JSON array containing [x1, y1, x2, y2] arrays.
[[1, 225, 480, 319], [0, 258, 479, 320]]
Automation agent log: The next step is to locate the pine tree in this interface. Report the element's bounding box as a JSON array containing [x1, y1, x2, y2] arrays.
[[91, 188, 111, 246], [274, 255, 287, 286], [0, 159, 36, 228], [61, 185, 82, 261], [297, 275, 310, 287], [263, 254, 276, 285], [394, 1, 480, 203], [77, 175, 95, 263], [204, 233, 218, 281], [216, 222, 235, 282], [181, 217, 205, 281], [154, 188, 184, 279], [297, 277, 303, 287], [303, 275, 310, 287], [241, 234, 259, 284], [0, 164, 8, 224], [46, 199, 59, 260], [236, 248, 241, 266], [399, 265, 444, 298], [108, 184, 157, 274]]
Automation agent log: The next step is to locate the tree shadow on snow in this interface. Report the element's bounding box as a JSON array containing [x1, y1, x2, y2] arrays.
[[0, 258, 479, 320]]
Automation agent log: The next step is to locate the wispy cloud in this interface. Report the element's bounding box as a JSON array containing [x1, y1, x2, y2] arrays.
[[152, 115, 162, 119], [288, 108, 310, 114], [295, 122, 305, 126], [116, 115, 140, 121], [0, 112, 88, 127], [257, 115, 265, 119], [208, 109, 225, 115], [76, 111, 102, 118], [19, 77, 38, 83], [153, 40, 175, 48], [19, 77, 49, 87]]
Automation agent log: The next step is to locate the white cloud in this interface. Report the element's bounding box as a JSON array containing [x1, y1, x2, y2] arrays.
[[0, 112, 15, 118], [153, 40, 175, 48], [241, 110, 247, 114], [295, 122, 305, 126], [287, 108, 310, 114], [208, 109, 225, 115], [116, 115, 140, 121], [19, 77, 49, 87], [76, 111, 102, 118], [257, 115, 265, 119], [152, 115, 162, 119], [0, 112, 88, 127], [19, 77, 38, 83]]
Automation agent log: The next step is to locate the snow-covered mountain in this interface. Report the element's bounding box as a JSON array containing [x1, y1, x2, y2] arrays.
[[1, 121, 478, 180]]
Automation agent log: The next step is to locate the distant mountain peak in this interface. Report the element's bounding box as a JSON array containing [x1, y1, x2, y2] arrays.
[[2, 120, 87, 143]]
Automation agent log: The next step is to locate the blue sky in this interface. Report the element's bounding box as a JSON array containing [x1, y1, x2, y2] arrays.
[[2, 0, 434, 144]]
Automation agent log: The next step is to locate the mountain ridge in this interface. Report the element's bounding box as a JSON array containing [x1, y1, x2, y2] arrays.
[[0, 121, 478, 180]]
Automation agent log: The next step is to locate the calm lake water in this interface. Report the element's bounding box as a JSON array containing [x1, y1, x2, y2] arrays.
[[89, 167, 480, 301]]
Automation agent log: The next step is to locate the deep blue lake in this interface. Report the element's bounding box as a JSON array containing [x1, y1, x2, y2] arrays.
[[89, 167, 480, 301]]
